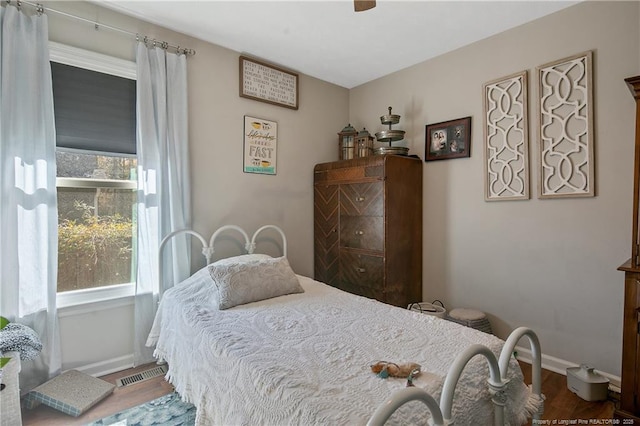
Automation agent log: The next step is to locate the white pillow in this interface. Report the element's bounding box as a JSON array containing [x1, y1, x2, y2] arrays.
[[208, 256, 304, 309]]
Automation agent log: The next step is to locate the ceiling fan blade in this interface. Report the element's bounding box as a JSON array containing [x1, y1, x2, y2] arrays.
[[354, 0, 376, 12]]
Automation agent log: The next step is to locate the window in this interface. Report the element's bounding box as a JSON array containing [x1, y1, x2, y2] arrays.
[[56, 152, 136, 293], [50, 42, 137, 303]]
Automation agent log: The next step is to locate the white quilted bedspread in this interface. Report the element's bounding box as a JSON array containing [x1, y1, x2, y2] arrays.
[[148, 270, 536, 426]]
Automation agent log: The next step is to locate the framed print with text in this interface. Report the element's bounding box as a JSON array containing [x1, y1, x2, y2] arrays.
[[240, 56, 298, 110], [244, 116, 277, 175]]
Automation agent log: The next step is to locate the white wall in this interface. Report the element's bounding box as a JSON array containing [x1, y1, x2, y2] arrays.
[[45, 0, 347, 374], [349, 1, 639, 378], [44, 1, 639, 379]]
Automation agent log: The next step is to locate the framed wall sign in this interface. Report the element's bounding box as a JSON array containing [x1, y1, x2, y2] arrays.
[[239, 56, 299, 110], [425, 116, 471, 161], [243, 116, 277, 175]]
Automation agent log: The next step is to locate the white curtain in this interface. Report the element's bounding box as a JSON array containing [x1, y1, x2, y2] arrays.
[[135, 42, 191, 365], [0, 5, 61, 391]]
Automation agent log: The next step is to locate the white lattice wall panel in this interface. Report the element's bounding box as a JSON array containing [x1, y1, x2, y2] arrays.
[[483, 71, 530, 201], [537, 51, 594, 198]]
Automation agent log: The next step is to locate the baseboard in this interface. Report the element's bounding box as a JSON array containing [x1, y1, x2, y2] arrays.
[[68, 354, 134, 378], [515, 345, 621, 393]]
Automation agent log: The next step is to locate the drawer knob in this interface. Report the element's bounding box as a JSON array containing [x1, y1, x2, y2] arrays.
[[356, 196, 366, 202], [356, 267, 366, 273], [355, 230, 364, 235]]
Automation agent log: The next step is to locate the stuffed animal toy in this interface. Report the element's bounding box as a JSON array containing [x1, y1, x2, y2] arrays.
[[370, 361, 421, 379]]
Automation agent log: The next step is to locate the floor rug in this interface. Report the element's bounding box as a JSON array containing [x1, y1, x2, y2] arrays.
[[89, 392, 195, 426]]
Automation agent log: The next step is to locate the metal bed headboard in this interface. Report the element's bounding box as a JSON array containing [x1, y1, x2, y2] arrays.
[[158, 224, 287, 299]]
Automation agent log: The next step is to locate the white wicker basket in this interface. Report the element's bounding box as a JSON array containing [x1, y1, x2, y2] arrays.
[[407, 302, 446, 318]]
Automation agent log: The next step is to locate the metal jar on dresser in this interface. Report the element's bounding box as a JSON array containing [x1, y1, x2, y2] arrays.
[[313, 154, 422, 308]]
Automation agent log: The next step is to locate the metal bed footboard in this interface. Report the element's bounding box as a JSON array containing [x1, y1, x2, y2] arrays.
[[367, 327, 543, 426]]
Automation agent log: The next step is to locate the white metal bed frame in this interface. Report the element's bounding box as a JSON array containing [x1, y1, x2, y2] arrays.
[[160, 224, 287, 265], [157, 224, 544, 425], [158, 224, 287, 299], [368, 327, 543, 425]]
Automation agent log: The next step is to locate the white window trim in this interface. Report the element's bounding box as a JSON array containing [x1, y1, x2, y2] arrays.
[[49, 41, 136, 80], [53, 42, 137, 308], [57, 283, 135, 312], [57, 177, 137, 189]]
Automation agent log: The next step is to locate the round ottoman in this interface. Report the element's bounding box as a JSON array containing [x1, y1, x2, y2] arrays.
[[446, 308, 493, 334]]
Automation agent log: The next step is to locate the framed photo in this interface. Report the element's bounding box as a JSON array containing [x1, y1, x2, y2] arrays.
[[243, 116, 277, 175], [425, 116, 471, 161], [239, 56, 298, 110]]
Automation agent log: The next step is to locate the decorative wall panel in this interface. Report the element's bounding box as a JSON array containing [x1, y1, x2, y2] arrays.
[[537, 51, 594, 198], [483, 71, 530, 201]]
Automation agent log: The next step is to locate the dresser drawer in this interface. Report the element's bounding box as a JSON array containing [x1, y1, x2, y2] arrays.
[[314, 157, 385, 185], [340, 216, 383, 251], [340, 182, 383, 216], [339, 251, 384, 296]]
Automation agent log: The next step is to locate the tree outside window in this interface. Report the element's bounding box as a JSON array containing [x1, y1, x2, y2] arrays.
[[56, 151, 137, 292]]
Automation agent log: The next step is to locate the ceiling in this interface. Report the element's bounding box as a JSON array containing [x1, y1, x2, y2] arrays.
[[98, 0, 579, 89]]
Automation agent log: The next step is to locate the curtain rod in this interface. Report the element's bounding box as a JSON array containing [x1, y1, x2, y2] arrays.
[[9, 0, 196, 56]]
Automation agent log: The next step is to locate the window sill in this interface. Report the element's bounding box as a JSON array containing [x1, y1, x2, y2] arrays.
[[57, 283, 135, 317]]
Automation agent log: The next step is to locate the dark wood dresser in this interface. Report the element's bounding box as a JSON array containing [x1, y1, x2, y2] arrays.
[[313, 154, 422, 308], [616, 75, 640, 422]]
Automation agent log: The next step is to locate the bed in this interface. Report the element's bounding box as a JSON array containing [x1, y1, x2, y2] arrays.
[[148, 224, 544, 425]]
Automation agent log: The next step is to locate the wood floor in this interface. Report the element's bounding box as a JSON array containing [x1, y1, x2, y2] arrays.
[[21, 363, 175, 426], [21, 361, 616, 425], [518, 362, 616, 425]]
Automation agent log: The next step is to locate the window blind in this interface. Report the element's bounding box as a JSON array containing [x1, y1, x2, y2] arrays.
[[51, 61, 136, 155]]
